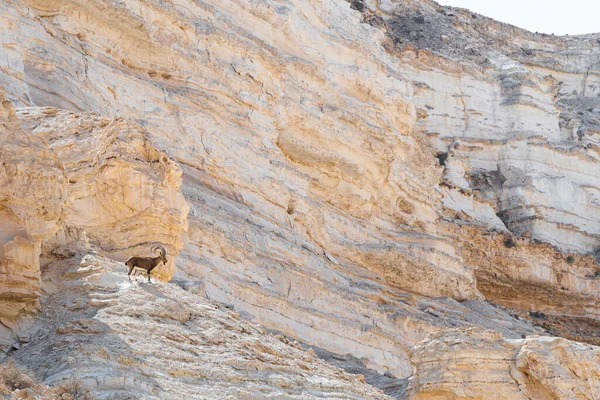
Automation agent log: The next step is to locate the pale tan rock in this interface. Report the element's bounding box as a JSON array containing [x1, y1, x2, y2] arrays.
[[10, 249, 393, 400], [16, 107, 189, 281], [0, 0, 599, 395], [0, 92, 68, 352], [0, 0, 484, 375], [408, 327, 600, 400], [514, 337, 600, 399], [378, 5, 600, 256], [0, 101, 188, 354]]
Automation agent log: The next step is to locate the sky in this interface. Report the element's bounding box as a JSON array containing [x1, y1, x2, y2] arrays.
[[438, 0, 599, 35]]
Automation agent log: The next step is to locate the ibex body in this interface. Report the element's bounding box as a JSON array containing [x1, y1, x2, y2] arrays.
[[125, 246, 166, 282]]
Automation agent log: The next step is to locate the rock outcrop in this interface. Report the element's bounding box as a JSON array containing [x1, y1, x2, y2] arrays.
[[1, 0, 482, 375], [0, 92, 68, 354], [16, 107, 189, 280], [10, 245, 392, 399], [358, 0, 600, 342], [408, 327, 600, 399], [366, 0, 600, 256], [0, 100, 188, 355]]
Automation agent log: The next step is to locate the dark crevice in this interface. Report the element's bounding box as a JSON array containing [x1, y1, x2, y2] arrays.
[[503, 237, 516, 248], [434, 152, 448, 167], [349, 0, 365, 12]]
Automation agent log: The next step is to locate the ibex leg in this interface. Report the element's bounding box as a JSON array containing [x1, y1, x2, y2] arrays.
[[128, 265, 134, 281]]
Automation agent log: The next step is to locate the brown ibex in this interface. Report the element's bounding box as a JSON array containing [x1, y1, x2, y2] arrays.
[[125, 246, 167, 282]]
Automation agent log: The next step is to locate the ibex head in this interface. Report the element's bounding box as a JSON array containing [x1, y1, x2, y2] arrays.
[[152, 245, 167, 265]]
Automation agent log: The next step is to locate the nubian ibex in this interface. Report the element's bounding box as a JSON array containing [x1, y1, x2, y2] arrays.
[[125, 246, 166, 282]]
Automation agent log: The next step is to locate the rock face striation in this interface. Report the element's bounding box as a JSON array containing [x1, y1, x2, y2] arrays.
[[7, 244, 391, 399], [0, 97, 188, 355], [408, 327, 600, 399], [0, 0, 599, 398], [16, 107, 189, 280], [0, 91, 68, 352]]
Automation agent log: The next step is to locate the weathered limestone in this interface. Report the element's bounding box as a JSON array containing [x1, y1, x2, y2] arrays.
[[408, 327, 600, 399], [0, 0, 482, 376], [0, 100, 188, 355], [0, 0, 600, 397], [399, 50, 600, 254], [371, 1, 600, 255], [16, 107, 189, 280], [11, 248, 393, 400], [0, 93, 67, 352]]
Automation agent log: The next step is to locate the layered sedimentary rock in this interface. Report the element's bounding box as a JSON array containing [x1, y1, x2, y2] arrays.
[[367, 0, 600, 255], [0, 101, 188, 355], [351, 0, 600, 337], [16, 107, 189, 280], [408, 327, 600, 399], [10, 246, 392, 399], [0, 92, 68, 353], [0, 0, 482, 376], [0, 0, 600, 398]]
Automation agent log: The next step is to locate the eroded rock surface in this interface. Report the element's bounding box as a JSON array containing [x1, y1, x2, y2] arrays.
[[16, 107, 189, 281], [1, 0, 483, 375], [408, 327, 600, 399], [0, 93, 68, 353], [10, 247, 392, 399], [359, 0, 600, 255], [0, 101, 188, 355], [0, 0, 599, 398], [351, 0, 600, 343]]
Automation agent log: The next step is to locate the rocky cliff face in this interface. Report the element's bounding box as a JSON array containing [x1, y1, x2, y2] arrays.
[[0, 0, 599, 398], [0, 96, 188, 356], [0, 92, 68, 353]]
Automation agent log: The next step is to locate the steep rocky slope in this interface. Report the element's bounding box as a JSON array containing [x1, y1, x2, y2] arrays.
[[351, 0, 600, 345], [16, 106, 189, 280], [7, 244, 390, 399], [0, 0, 599, 398]]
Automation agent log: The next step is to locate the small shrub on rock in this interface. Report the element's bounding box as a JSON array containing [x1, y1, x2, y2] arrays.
[[55, 376, 94, 400], [0, 361, 36, 391]]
